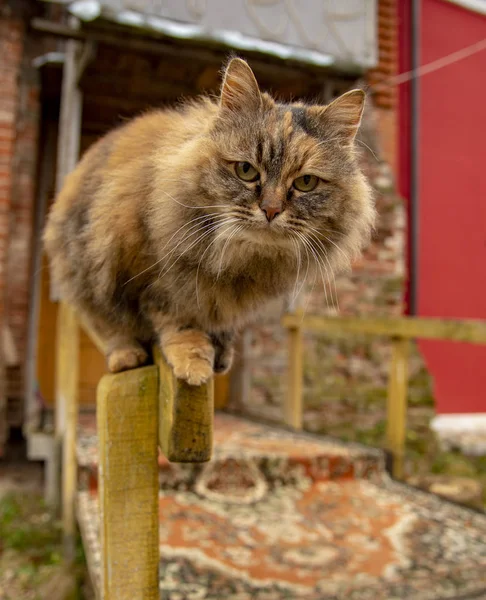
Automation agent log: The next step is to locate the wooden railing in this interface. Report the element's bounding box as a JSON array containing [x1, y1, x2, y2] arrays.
[[282, 311, 486, 478], [55, 302, 213, 598], [56, 299, 486, 597]]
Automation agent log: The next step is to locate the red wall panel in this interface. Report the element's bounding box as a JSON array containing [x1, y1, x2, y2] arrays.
[[418, 0, 486, 413]]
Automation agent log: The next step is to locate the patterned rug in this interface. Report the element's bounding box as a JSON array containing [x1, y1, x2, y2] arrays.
[[77, 413, 384, 494], [76, 414, 486, 599]]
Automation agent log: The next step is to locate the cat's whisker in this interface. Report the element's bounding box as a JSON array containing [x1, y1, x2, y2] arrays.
[[319, 234, 349, 266], [160, 189, 229, 210], [159, 217, 239, 281], [154, 213, 232, 272], [292, 230, 311, 301], [289, 219, 345, 239], [232, 207, 253, 217], [152, 217, 235, 285], [297, 231, 331, 309], [356, 138, 380, 162], [123, 212, 230, 285], [216, 223, 245, 279], [158, 211, 227, 253], [288, 234, 302, 305], [287, 231, 310, 314], [303, 230, 339, 309], [303, 224, 349, 265], [196, 222, 241, 308], [302, 259, 318, 320], [313, 134, 345, 149]]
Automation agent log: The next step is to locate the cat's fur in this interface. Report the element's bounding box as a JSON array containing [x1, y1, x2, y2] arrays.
[[44, 58, 374, 385]]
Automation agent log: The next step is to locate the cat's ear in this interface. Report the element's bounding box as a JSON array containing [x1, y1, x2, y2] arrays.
[[310, 89, 365, 144], [220, 58, 262, 113]]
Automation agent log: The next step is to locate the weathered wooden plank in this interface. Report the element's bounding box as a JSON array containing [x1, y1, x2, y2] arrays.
[[155, 347, 213, 463], [386, 338, 410, 479], [51, 19, 83, 301], [97, 366, 159, 600], [214, 374, 230, 410], [285, 310, 304, 429], [55, 302, 80, 558], [228, 330, 251, 412], [282, 313, 486, 344], [77, 313, 107, 356]]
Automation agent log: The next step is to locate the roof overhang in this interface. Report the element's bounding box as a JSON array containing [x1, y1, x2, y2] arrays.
[[39, 0, 377, 72]]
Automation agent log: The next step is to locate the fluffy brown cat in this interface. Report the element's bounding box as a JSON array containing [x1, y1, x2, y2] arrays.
[[44, 58, 374, 385]]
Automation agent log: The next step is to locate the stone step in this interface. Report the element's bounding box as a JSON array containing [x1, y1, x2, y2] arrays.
[[76, 412, 386, 495], [77, 476, 486, 599]]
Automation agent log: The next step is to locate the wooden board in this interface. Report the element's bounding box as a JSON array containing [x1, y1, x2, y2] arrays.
[[36, 259, 107, 407], [79, 327, 106, 405], [97, 366, 159, 600], [156, 347, 213, 463], [55, 302, 80, 558], [283, 313, 486, 344], [36, 255, 58, 406]]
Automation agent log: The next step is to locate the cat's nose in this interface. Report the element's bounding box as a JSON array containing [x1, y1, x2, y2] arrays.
[[260, 190, 283, 222], [261, 205, 281, 222]]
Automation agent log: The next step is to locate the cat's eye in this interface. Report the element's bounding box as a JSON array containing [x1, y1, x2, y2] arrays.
[[235, 161, 260, 182], [293, 174, 319, 192]]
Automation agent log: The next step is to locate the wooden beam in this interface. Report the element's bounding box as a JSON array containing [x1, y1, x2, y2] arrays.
[[97, 366, 159, 600], [75, 39, 97, 84], [155, 347, 213, 463], [31, 17, 225, 63], [25, 119, 57, 434], [228, 330, 252, 412], [77, 314, 106, 357], [55, 32, 82, 194], [30, 18, 334, 78], [386, 337, 410, 479], [282, 313, 486, 344], [54, 302, 80, 558], [285, 310, 304, 429], [52, 20, 83, 301]]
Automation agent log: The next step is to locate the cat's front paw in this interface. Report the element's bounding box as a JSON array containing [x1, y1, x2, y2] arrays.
[[107, 346, 148, 373], [161, 328, 215, 386], [214, 346, 234, 374], [172, 356, 214, 386]]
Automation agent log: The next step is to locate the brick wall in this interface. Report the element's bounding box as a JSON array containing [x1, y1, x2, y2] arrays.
[[368, 0, 398, 170], [0, 9, 25, 451], [0, 5, 40, 441], [237, 0, 435, 434], [7, 32, 40, 427], [243, 115, 408, 425]]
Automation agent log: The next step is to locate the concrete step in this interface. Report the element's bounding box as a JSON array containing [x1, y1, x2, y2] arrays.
[[77, 476, 486, 599], [76, 412, 486, 599], [77, 412, 386, 495]]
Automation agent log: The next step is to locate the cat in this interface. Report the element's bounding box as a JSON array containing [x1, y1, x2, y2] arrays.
[[44, 58, 375, 386]]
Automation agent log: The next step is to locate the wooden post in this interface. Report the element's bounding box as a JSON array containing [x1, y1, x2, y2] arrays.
[[51, 19, 83, 301], [54, 302, 80, 559], [25, 120, 57, 435], [228, 329, 252, 413], [386, 337, 410, 479], [156, 349, 213, 463], [97, 366, 159, 600], [55, 31, 82, 195], [285, 310, 304, 429]]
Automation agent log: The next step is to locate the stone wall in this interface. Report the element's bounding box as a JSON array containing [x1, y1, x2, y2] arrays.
[[235, 0, 436, 440], [0, 3, 40, 443], [6, 30, 40, 428], [0, 7, 25, 451], [241, 93, 433, 435], [242, 124, 407, 425], [368, 0, 398, 170]]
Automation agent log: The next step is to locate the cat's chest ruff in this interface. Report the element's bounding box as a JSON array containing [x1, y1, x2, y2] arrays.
[[201, 263, 292, 326]]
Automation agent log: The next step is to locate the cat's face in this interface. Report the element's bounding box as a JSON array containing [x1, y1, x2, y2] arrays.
[[197, 58, 374, 272]]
